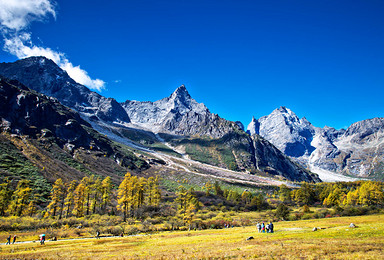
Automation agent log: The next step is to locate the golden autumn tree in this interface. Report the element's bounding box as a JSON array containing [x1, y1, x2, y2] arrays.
[[358, 181, 384, 206], [241, 190, 253, 205], [82, 176, 94, 216], [73, 181, 86, 218], [25, 198, 38, 217], [146, 176, 161, 207], [343, 188, 359, 206], [135, 177, 146, 210], [0, 178, 13, 216], [117, 172, 136, 221], [175, 186, 200, 229], [47, 178, 66, 219], [64, 180, 77, 218], [101, 176, 113, 214], [91, 177, 102, 214]]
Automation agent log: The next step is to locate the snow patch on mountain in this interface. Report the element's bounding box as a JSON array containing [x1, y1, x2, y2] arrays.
[[248, 107, 384, 181], [309, 165, 359, 182]]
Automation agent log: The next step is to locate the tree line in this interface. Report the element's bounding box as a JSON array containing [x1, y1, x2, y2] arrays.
[[0, 173, 161, 219], [1, 173, 383, 222], [278, 181, 384, 207]]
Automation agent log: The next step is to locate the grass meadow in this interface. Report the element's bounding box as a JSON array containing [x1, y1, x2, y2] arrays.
[[1, 214, 383, 259]]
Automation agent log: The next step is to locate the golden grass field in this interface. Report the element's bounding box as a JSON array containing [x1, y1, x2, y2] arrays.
[[1, 214, 384, 259]]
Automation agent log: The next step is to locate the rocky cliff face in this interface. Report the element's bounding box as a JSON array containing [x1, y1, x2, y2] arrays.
[[247, 107, 316, 157], [247, 107, 384, 180], [0, 57, 130, 123], [0, 77, 94, 149], [251, 135, 320, 182], [122, 85, 240, 138], [332, 118, 384, 178]]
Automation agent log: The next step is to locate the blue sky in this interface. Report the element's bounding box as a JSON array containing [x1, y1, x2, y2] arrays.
[[1, 0, 384, 129]]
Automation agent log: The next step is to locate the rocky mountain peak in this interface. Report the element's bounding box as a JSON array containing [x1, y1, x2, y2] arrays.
[[166, 84, 196, 113], [272, 106, 300, 124], [249, 107, 316, 158], [171, 84, 190, 98], [342, 117, 384, 143], [0, 56, 130, 123], [277, 106, 289, 113]]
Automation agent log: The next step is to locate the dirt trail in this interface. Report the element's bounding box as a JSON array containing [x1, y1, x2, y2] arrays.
[[1, 234, 146, 246]]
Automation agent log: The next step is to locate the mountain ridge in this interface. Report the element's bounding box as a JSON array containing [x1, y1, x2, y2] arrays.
[[247, 107, 384, 181], [0, 57, 321, 183], [0, 56, 131, 124]]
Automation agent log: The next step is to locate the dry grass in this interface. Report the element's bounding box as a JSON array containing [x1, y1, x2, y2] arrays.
[[1, 214, 384, 259]]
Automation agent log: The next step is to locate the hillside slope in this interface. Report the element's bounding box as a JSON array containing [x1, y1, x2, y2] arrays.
[[0, 77, 148, 201]]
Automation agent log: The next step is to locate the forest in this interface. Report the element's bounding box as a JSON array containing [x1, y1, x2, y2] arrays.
[[0, 172, 383, 235]]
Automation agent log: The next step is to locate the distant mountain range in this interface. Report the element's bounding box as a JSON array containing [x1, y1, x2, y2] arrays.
[[247, 107, 384, 181], [3, 56, 383, 183], [0, 57, 320, 183]]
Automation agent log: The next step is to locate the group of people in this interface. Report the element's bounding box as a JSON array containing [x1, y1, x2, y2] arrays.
[[5, 235, 16, 245], [256, 222, 274, 233]]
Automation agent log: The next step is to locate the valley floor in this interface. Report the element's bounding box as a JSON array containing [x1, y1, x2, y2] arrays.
[[91, 120, 293, 187], [1, 214, 383, 259]]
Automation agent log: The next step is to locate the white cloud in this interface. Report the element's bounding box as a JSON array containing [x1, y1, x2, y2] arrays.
[[0, 0, 106, 92], [61, 61, 106, 92], [0, 0, 56, 31], [4, 33, 63, 62]]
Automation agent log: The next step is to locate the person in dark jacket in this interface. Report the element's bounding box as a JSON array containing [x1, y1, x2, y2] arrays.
[[6, 235, 11, 245]]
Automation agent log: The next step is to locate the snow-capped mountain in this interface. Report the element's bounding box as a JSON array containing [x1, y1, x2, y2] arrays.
[[247, 107, 384, 180]]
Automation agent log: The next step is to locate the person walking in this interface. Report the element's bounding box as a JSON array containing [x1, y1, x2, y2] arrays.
[[256, 222, 261, 233], [6, 235, 11, 245], [12, 235, 16, 244], [40, 234, 45, 245], [261, 222, 265, 233]]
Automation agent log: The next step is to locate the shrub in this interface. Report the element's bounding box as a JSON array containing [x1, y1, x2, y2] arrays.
[[275, 204, 290, 221], [125, 226, 140, 236], [302, 205, 311, 213], [107, 226, 123, 236], [301, 214, 312, 220]]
